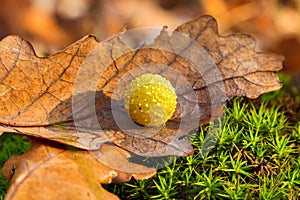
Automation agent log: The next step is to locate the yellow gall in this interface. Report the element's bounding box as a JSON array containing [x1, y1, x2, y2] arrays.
[[124, 74, 177, 126]]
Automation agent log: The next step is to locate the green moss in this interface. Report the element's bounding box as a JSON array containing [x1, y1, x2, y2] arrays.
[[104, 97, 300, 199]]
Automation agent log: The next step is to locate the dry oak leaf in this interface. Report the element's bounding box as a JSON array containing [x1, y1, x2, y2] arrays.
[[2, 139, 156, 200], [0, 15, 283, 157]]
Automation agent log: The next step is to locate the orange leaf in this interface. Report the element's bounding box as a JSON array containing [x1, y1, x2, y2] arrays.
[[0, 15, 283, 157], [2, 139, 155, 200]]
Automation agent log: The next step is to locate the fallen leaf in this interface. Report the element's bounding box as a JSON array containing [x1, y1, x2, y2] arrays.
[[2, 139, 155, 200], [0, 15, 283, 157]]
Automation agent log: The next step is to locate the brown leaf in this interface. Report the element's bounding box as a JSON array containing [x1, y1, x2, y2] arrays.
[[0, 35, 97, 126], [0, 15, 283, 157], [2, 139, 156, 200], [175, 15, 283, 122]]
